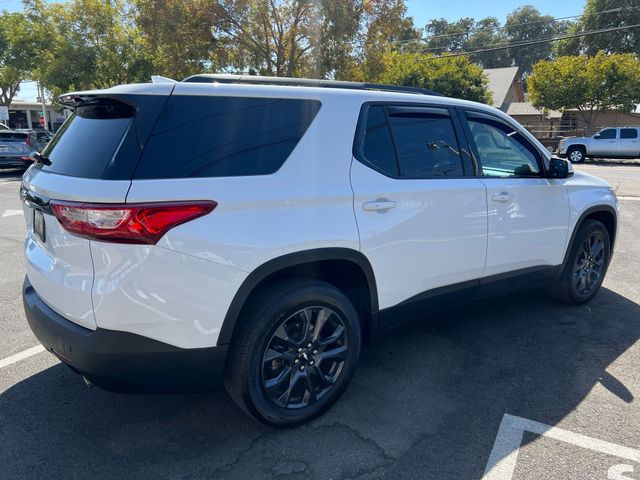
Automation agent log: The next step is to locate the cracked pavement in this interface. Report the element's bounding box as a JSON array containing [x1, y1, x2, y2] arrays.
[[1, 164, 640, 479]]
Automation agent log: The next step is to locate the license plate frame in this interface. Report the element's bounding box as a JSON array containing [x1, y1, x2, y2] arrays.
[[33, 208, 45, 242]]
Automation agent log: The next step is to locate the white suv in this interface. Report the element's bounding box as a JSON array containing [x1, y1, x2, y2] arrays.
[[21, 75, 618, 426]]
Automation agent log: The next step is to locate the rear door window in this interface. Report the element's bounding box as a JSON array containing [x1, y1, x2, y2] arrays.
[[621, 128, 638, 139], [133, 96, 321, 179], [387, 108, 464, 178]]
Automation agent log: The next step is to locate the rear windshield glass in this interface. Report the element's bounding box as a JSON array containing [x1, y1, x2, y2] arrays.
[[0, 132, 28, 142], [133, 96, 321, 179], [40, 102, 134, 178]]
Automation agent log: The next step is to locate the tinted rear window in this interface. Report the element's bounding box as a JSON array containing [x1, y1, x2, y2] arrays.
[[40, 102, 134, 178], [0, 132, 28, 142], [133, 96, 321, 179]]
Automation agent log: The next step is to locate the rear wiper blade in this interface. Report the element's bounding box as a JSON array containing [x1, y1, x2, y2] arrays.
[[31, 152, 51, 166]]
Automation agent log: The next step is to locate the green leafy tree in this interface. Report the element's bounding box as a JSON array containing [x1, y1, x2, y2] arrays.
[[557, 0, 640, 56], [211, 0, 321, 77], [504, 5, 559, 75], [0, 12, 39, 106], [424, 17, 474, 54], [26, 0, 152, 99], [312, 0, 364, 79], [466, 17, 512, 68], [528, 52, 640, 133], [134, 0, 218, 79], [358, 0, 419, 82], [379, 51, 492, 103]]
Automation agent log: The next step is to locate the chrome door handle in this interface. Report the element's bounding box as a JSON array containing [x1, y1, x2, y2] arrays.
[[492, 192, 513, 203], [363, 200, 397, 212]]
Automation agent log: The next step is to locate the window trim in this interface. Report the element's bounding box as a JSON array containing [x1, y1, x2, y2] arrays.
[[458, 108, 547, 179], [620, 128, 638, 139], [353, 101, 474, 180], [595, 128, 618, 140]]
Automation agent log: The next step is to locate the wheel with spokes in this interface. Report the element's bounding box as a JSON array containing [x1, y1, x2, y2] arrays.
[[546, 219, 611, 304], [567, 146, 586, 164], [224, 278, 361, 427]]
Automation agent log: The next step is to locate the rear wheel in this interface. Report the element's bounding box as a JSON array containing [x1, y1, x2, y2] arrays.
[[546, 219, 610, 304], [224, 277, 361, 427], [567, 146, 586, 163]]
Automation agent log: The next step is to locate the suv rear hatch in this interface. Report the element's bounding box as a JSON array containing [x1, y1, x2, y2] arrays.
[[21, 83, 174, 330]]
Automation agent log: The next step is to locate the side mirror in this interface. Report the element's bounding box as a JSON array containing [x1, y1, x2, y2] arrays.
[[594, 134, 601, 139], [548, 157, 573, 179]]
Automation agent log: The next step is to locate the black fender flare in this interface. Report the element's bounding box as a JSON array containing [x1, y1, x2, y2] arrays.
[[216, 248, 378, 345], [561, 204, 617, 266]]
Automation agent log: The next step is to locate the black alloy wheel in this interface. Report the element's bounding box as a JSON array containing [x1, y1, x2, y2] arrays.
[[573, 231, 606, 296], [224, 277, 361, 427], [261, 306, 348, 409]]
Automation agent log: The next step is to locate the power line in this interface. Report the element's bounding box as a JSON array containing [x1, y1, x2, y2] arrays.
[[428, 23, 640, 59], [394, 5, 639, 45]]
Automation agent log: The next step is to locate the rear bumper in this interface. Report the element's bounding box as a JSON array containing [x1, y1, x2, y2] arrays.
[[0, 157, 30, 169], [22, 277, 228, 393]]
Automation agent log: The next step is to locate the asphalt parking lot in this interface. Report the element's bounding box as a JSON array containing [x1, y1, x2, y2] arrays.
[[1, 164, 639, 479]]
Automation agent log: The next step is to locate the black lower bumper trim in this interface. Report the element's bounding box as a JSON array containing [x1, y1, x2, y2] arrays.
[[22, 277, 228, 393]]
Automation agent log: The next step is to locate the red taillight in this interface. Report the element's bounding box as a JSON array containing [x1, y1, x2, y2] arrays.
[[50, 201, 216, 244]]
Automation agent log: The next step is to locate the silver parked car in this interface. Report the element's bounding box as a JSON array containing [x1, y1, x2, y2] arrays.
[[0, 130, 44, 170], [558, 126, 640, 163]]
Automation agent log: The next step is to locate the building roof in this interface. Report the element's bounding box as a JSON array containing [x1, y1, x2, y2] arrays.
[[10, 99, 55, 109], [484, 66, 520, 109], [506, 102, 562, 118]]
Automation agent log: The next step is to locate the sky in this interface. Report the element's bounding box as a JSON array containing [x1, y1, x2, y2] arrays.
[[8, 0, 587, 102]]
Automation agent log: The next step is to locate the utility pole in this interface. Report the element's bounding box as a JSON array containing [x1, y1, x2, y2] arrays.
[[38, 81, 48, 131]]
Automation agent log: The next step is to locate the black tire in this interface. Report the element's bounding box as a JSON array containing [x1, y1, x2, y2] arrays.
[[546, 219, 611, 305], [224, 277, 361, 427], [567, 146, 586, 164]]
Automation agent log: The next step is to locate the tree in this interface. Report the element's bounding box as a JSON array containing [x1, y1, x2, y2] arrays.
[[134, 0, 218, 79], [504, 6, 559, 75], [558, 0, 640, 56], [0, 12, 38, 106], [210, 0, 321, 77], [312, 0, 364, 79], [528, 52, 640, 133], [26, 0, 152, 99], [357, 0, 419, 82], [465, 17, 511, 68], [379, 51, 492, 103], [424, 17, 474, 55]]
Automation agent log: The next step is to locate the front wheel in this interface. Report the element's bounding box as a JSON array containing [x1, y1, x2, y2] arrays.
[[546, 219, 611, 304], [224, 277, 361, 427], [567, 146, 586, 163]]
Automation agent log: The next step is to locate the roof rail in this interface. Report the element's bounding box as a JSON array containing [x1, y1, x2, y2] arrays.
[[182, 74, 444, 97]]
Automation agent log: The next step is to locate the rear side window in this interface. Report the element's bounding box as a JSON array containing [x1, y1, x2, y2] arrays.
[[133, 96, 321, 179], [360, 105, 398, 176], [41, 102, 134, 178], [387, 110, 464, 178], [0, 132, 28, 143], [621, 128, 638, 139]]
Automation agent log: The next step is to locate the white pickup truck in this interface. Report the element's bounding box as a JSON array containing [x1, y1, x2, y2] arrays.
[[558, 126, 640, 163]]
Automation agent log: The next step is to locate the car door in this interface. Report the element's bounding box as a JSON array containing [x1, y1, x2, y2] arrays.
[[460, 109, 570, 278], [350, 104, 488, 315], [618, 128, 639, 157], [590, 128, 618, 156]]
